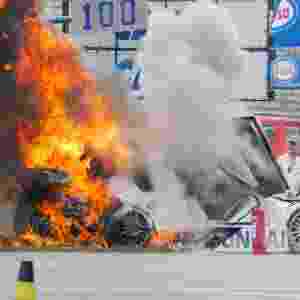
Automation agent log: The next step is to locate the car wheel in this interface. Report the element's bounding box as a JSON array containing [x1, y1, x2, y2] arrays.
[[287, 209, 300, 253], [103, 205, 158, 247]]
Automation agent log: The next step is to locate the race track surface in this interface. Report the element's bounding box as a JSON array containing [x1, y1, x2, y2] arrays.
[[2, 251, 300, 299]]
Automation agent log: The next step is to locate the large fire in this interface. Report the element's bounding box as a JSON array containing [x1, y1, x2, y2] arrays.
[[0, 0, 177, 249], [15, 14, 128, 248]]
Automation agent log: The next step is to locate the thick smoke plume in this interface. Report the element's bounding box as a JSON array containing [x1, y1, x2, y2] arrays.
[[129, 0, 274, 228]]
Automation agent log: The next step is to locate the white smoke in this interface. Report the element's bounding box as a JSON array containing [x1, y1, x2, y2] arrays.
[[140, 1, 244, 162], [131, 0, 262, 229], [107, 1, 280, 231]]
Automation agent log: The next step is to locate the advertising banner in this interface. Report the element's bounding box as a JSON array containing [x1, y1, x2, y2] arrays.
[[272, 0, 300, 47]]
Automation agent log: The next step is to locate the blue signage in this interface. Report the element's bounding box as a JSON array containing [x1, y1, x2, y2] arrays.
[[272, 0, 300, 47]]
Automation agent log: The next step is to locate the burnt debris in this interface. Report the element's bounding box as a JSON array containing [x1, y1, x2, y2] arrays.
[[22, 168, 71, 203], [13, 163, 156, 248], [14, 168, 71, 235]]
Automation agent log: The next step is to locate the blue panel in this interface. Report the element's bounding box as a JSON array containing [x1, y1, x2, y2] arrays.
[[272, 0, 300, 47]]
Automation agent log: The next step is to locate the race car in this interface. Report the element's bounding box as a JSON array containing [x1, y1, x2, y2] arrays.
[[197, 111, 300, 253]]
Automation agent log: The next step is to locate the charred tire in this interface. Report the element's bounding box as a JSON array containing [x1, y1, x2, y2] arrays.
[[287, 209, 300, 253], [103, 205, 157, 247]]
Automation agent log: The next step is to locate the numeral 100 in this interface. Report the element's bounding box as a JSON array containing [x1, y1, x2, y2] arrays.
[[82, 0, 136, 31]]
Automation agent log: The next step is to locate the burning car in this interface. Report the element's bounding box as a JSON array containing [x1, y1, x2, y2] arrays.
[[10, 109, 300, 252], [85, 111, 300, 253]]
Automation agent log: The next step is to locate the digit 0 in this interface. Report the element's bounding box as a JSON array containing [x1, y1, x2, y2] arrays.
[[120, 0, 136, 26], [98, 1, 114, 28]]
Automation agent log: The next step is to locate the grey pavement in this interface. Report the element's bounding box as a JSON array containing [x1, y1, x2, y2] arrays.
[[2, 251, 300, 299]]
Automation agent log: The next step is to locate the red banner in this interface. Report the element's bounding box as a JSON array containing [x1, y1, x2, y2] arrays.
[[257, 115, 300, 159]]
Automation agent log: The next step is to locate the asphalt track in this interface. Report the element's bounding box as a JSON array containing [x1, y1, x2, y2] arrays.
[[2, 251, 300, 299]]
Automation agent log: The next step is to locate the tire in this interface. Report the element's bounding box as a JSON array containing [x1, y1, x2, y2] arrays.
[[103, 205, 157, 247], [287, 209, 300, 253]]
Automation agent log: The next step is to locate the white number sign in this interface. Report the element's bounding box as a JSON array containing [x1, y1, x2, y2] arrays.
[[71, 0, 148, 34]]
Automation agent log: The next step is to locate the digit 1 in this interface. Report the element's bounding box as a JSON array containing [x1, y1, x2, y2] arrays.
[[98, 1, 114, 28], [82, 2, 92, 31], [120, 0, 136, 26]]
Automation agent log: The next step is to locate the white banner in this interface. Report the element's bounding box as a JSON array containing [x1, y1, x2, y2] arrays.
[[71, 0, 148, 39]]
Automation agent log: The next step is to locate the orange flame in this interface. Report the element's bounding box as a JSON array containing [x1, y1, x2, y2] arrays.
[[0, 0, 7, 9], [14, 15, 130, 246], [1, 7, 178, 250]]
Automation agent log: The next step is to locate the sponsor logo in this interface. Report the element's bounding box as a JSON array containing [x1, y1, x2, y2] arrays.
[[218, 228, 288, 252], [272, 0, 298, 33]]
